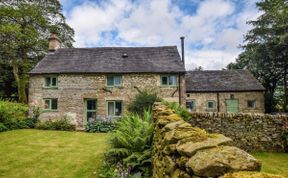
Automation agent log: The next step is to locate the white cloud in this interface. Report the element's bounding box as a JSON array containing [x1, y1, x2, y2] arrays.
[[65, 0, 260, 69], [67, 0, 131, 46]]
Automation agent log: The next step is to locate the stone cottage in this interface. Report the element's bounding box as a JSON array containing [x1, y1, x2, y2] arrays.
[[29, 34, 186, 129], [185, 70, 265, 113]]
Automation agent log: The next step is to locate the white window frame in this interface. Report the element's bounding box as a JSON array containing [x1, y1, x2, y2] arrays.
[[44, 76, 58, 88], [161, 75, 177, 86], [247, 100, 257, 109], [43, 98, 58, 111], [106, 75, 123, 87], [186, 100, 196, 111], [206, 100, 216, 110], [106, 100, 123, 117]]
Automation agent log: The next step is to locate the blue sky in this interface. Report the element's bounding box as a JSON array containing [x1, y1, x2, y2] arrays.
[[59, 0, 261, 69]]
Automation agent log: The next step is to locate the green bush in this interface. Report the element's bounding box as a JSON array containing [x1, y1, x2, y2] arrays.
[[85, 120, 118, 133], [127, 90, 160, 115], [0, 122, 8, 132], [163, 101, 191, 121], [102, 110, 153, 177], [36, 117, 75, 131], [283, 128, 288, 152], [0, 100, 29, 130]]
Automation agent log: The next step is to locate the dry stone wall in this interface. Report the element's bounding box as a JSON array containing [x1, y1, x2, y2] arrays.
[[152, 103, 283, 178], [188, 112, 288, 152]]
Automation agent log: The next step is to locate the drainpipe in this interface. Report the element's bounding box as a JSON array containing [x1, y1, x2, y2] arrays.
[[217, 92, 220, 112], [178, 74, 182, 104]]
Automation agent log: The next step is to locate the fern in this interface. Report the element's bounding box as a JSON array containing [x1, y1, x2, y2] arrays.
[[104, 109, 153, 177]]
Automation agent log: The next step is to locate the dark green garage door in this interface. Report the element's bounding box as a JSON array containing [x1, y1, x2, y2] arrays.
[[226, 99, 239, 113]]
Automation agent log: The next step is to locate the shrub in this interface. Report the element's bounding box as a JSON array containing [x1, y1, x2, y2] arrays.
[[163, 101, 190, 121], [36, 117, 75, 131], [85, 120, 118, 133], [127, 90, 160, 115], [283, 124, 288, 152], [0, 122, 8, 132], [102, 110, 153, 177], [0, 100, 29, 130]]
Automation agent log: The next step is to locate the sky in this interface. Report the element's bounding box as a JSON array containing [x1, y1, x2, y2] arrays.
[[59, 0, 261, 70]]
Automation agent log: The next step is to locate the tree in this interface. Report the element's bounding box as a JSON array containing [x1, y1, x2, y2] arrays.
[[227, 0, 288, 112], [0, 0, 74, 103]]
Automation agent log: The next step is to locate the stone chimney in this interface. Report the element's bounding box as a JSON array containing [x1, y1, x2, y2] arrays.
[[48, 32, 61, 51]]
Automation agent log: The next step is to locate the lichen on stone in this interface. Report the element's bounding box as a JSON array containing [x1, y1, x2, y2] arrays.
[[221, 171, 284, 178]]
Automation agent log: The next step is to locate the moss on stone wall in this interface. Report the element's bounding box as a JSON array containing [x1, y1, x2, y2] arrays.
[[152, 103, 283, 178]]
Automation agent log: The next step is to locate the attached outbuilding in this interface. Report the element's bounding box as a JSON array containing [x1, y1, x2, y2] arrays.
[[185, 70, 265, 113]]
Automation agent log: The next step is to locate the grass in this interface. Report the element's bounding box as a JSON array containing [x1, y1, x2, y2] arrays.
[[0, 129, 110, 178], [252, 152, 288, 177]]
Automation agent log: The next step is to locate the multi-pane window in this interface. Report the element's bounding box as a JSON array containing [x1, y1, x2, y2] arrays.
[[86, 99, 97, 123], [161, 75, 177, 86], [247, 100, 256, 108], [207, 100, 216, 110], [45, 76, 58, 87], [44, 99, 58, 111], [106, 75, 122, 87], [186, 100, 196, 111], [107, 101, 122, 117]]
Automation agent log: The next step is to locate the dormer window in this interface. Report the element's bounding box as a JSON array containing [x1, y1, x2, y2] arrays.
[[44, 76, 58, 88]]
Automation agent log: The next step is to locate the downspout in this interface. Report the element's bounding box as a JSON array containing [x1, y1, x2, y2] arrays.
[[178, 74, 182, 104], [179, 36, 185, 105], [217, 92, 220, 112]]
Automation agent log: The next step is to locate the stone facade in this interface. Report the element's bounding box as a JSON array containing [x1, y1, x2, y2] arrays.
[[188, 112, 288, 152], [186, 91, 265, 113], [29, 73, 185, 129]]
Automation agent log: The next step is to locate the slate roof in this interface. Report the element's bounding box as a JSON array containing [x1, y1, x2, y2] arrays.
[[186, 70, 265, 92], [29, 46, 185, 74]]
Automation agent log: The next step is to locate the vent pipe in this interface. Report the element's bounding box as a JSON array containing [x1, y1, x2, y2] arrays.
[[180, 36, 185, 66]]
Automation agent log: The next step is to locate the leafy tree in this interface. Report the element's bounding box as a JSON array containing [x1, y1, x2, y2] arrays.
[[227, 0, 288, 112], [0, 0, 74, 103], [127, 90, 160, 115], [0, 61, 17, 99]]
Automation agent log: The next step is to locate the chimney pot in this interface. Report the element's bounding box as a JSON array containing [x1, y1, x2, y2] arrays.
[[48, 32, 61, 52]]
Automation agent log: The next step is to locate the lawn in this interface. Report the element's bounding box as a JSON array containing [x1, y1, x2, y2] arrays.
[[252, 152, 288, 177], [0, 129, 109, 178]]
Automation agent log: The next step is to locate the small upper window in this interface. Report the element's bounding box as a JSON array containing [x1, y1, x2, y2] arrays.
[[161, 75, 177, 86], [247, 100, 256, 108], [186, 100, 196, 111], [44, 98, 58, 111], [45, 77, 58, 87], [107, 75, 122, 87], [207, 100, 216, 110]]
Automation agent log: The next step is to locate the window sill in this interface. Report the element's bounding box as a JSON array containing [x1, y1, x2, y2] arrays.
[[160, 85, 177, 88], [42, 87, 58, 89], [105, 86, 124, 89], [42, 110, 59, 113], [206, 109, 217, 112], [247, 107, 257, 110]]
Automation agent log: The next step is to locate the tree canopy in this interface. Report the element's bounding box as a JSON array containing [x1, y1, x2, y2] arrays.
[[0, 0, 74, 102], [227, 0, 288, 112]]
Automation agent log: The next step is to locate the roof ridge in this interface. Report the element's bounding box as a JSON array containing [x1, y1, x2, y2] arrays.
[[187, 69, 247, 73], [58, 46, 177, 50]]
